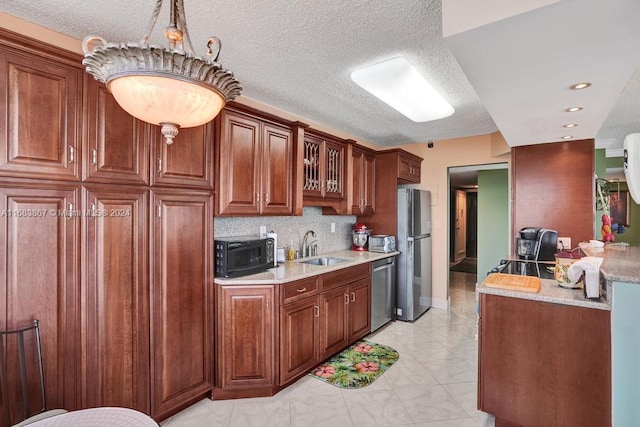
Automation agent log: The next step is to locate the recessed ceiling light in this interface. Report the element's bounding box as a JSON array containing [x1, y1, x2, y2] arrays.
[[563, 124, 578, 128], [566, 106, 583, 112], [562, 135, 573, 139], [570, 82, 591, 90], [351, 56, 455, 122]]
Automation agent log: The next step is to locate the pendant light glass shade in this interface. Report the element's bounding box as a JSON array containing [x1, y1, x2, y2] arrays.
[[82, 0, 242, 144]]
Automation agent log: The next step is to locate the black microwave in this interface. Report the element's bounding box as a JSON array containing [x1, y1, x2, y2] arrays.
[[214, 237, 275, 278]]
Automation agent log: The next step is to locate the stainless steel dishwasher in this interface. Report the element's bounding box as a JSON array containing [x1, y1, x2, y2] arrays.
[[371, 256, 396, 332]]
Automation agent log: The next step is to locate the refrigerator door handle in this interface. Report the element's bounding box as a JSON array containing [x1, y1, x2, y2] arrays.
[[407, 236, 414, 242]]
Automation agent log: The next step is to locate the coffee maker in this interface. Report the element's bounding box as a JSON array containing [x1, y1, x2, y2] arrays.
[[516, 227, 558, 261]]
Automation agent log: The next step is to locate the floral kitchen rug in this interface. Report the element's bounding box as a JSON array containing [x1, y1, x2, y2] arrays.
[[309, 340, 399, 388]]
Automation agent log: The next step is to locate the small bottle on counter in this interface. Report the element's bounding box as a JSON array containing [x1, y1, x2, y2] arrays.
[[286, 240, 296, 261]]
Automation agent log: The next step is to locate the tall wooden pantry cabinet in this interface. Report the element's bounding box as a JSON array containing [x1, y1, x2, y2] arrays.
[[0, 29, 214, 425]]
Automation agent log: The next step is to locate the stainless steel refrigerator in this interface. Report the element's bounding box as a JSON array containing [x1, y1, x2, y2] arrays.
[[396, 188, 432, 321]]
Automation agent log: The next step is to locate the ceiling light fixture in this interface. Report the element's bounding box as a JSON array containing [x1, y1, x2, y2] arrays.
[[562, 135, 573, 139], [565, 106, 583, 112], [82, 0, 242, 145], [563, 124, 578, 128], [350, 57, 454, 122], [570, 82, 591, 90]]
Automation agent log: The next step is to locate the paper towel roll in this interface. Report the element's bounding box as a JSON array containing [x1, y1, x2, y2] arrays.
[[267, 232, 278, 266]]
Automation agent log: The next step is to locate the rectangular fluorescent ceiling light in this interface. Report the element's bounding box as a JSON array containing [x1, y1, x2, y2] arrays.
[[351, 56, 454, 122]]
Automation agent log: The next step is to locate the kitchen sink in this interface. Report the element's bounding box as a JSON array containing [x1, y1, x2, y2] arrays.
[[299, 257, 350, 266]]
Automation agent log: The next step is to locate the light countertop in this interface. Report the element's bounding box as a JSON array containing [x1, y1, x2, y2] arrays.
[[214, 250, 399, 285], [477, 276, 610, 310], [582, 244, 640, 284]]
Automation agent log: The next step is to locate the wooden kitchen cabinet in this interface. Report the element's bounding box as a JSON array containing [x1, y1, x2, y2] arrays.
[[319, 286, 350, 360], [150, 122, 215, 189], [478, 293, 611, 427], [302, 132, 345, 202], [279, 294, 320, 385], [150, 189, 213, 419], [0, 184, 81, 422], [397, 151, 421, 183], [357, 149, 423, 236], [347, 278, 371, 340], [215, 285, 275, 397], [351, 146, 375, 215], [216, 108, 294, 215], [82, 78, 150, 185], [319, 263, 372, 360], [82, 186, 149, 412], [214, 263, 372, 399], [0, 35, 82, 181], [376, 149, 422, 184]]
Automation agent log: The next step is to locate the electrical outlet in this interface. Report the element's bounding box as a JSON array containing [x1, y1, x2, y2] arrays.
[[557, 237, 571, 250], [259, 225, 267, 238], [330, 222, 335, 233]]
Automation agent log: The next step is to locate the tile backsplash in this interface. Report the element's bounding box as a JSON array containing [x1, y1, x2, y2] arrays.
[[214, 207, 356, 254]]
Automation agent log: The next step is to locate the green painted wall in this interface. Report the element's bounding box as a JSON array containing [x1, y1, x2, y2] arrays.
[[595, 149, 640, 245], [477, 169, 509, 283]]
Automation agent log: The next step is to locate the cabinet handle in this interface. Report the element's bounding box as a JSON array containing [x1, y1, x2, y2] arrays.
[[314, 305, 319, 317], [68, 146, 75, 163], [344, 293, 349, 304], [157, 205, 161, 218], [351, 292, 356, 302], [266, 298, 269, 310], [296, 287, 307, 293], [91, 149, 97, 165], [264, 192, 269, 204], [157, 158, 162, 173], [255, 192, 260, 203], [90, 203, 96, 218]]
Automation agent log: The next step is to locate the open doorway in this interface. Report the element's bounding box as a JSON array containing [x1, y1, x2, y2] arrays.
[[448, 163, 509, 285]]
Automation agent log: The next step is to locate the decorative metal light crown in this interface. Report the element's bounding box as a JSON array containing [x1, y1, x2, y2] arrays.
[[82, 0, 242, 144]]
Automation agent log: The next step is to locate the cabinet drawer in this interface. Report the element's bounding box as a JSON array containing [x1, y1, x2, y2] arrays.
[[281, 277, 319, 304], [321, 263, 371, 291]]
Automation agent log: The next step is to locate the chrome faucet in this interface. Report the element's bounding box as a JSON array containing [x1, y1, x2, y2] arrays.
[[302, 230, 317, 258]]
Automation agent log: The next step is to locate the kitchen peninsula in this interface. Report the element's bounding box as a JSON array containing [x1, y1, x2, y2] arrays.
[[212, 250, 398, 399], [477, 245, 640, 427]]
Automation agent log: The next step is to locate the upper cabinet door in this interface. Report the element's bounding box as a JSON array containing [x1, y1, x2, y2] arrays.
[[362, 151, 376, 215], [323, 140, 345, 200], [0, 48, 82, 180], [83, 78, 150, 185], [151, 122, 214, 189], [216, 110, 261, 215], [261, 123, 293, 215], [303, 134, 345, 202]]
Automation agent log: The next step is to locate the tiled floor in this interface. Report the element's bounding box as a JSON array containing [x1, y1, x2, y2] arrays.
[[161, 272, 495, 427]]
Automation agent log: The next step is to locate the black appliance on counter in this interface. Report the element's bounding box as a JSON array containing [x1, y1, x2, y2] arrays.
[[489, 259, 555, 280], [515, 227, 558, 261], [214, 236, 274, 278]]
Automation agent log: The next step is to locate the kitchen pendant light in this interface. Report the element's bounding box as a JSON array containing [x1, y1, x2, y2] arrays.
[[82, 0, 242, 145]]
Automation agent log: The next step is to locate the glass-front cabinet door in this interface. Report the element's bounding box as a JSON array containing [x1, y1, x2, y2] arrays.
[[302, 134, 344, 200]]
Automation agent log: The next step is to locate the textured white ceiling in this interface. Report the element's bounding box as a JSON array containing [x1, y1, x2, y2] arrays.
[[1, 0, 638, 149]]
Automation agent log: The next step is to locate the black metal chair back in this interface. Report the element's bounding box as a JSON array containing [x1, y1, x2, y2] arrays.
[[0, 320, 46, 426]]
